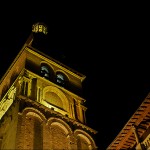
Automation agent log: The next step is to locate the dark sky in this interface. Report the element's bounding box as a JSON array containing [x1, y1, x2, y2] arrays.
[[0, 3, 149, 149]]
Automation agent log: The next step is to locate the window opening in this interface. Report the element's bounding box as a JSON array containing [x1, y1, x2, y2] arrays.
[[41, 65, 50, 79], [56, 73, 65, 86]]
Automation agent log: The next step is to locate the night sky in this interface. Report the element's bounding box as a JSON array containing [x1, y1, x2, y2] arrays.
[[0, 3, 149, 149]]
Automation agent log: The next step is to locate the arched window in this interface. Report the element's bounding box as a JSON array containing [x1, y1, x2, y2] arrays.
[[50, 124, 69, 149], [41, 64, 50, 79], [56, 73, 65, 87]]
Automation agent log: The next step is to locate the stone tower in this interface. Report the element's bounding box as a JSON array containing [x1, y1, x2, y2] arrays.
[[0, 22, 98, 149]]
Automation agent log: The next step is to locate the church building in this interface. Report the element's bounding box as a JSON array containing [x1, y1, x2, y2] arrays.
[[0, 22, 98, 149]]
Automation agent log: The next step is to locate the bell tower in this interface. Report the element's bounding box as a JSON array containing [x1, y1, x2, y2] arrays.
[[0, 22, 98, 149]]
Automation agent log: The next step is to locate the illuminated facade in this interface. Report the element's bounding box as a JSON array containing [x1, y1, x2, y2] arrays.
[[107, 92, 150, 149], [0, 22, 98, 149]]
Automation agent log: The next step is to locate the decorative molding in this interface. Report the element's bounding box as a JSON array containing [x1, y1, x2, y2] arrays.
[[0, 86, 16, 120]]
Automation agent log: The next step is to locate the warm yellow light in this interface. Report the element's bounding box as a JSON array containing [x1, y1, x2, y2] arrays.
[[32, 22, 48, 35]]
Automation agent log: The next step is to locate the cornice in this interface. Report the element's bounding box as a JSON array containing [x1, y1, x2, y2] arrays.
[[17, 95, 97, 135], [25, 46, 86, 82]]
